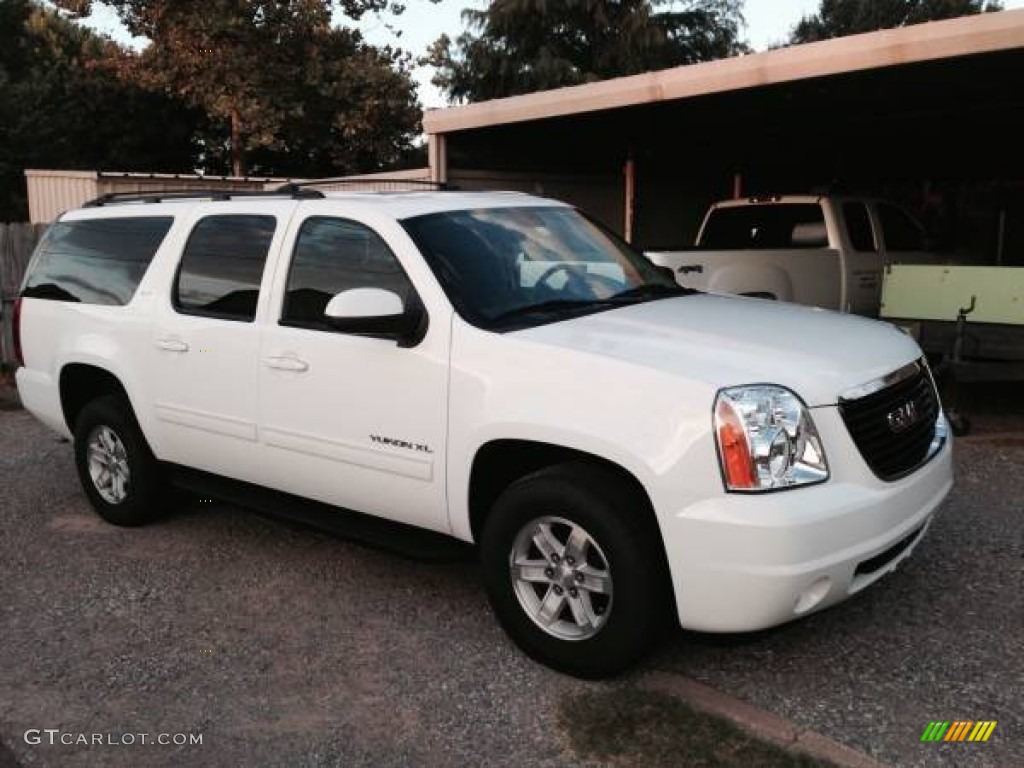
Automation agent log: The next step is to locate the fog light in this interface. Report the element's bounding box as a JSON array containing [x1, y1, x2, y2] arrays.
[[794, 576, 831, 615]]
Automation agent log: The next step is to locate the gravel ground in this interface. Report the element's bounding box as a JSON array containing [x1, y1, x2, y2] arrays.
[[1, 407, 1020, 767]]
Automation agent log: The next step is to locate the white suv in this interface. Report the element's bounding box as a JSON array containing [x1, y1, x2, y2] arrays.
[[14, 186, 953, 677]]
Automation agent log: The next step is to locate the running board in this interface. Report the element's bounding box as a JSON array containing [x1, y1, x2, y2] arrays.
[[164, 464, 473, 563]]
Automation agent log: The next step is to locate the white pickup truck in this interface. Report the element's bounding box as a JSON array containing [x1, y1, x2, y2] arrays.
[[647, 195, 933, 316]]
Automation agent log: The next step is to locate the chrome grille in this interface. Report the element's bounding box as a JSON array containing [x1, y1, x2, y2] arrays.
[[839, 361, 942, 481]]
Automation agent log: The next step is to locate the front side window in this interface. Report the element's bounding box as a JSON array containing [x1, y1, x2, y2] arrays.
[[174, 215, 276, 321], [281, 217, 416, 330], [401, 206, 685, 331], [877, 204, 925, 252], [22, 216, 173, 305]]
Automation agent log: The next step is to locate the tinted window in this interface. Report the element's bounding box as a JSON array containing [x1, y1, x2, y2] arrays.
[[22, 217, 173, 305], [700, 204, 826, 249], [282, 217, 415, 330], [843, 202, 877, 252], [877, 204, 924, 252], [175, 215, 276, 321]]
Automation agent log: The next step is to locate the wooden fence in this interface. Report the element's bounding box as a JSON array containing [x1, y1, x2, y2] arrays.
[[0, 223, 47, 369]]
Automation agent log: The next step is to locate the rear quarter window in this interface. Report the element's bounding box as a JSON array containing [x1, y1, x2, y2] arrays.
[[21, 217, 174, 305]]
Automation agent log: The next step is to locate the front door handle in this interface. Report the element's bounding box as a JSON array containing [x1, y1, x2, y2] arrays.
[[264, 356, 309, 373], [677, 264, 704, 275], [155, 338, 189, 353]]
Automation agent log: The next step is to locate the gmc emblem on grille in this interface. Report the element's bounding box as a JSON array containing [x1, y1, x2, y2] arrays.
[[887, 401, 919, 434]]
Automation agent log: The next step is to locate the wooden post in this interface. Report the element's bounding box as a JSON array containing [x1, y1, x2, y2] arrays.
[[428, 135, 448, 185], [624, 153, 636, 244], [733, 172, 744, 200]]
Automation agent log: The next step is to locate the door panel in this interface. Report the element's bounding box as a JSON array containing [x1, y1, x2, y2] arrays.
[[148, 202, 296, 481], [258, 213, 451, 533]]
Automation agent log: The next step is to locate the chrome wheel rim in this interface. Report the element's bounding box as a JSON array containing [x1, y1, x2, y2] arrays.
[[510, 516, 613, 641], [87, 426, 130, 505]]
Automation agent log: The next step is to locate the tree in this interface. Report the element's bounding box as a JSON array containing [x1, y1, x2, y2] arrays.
[[55, 1, 430, 177], [428, 0, 748, 103], [790, 0, 1003, 44], [0, 1, 202, 220]]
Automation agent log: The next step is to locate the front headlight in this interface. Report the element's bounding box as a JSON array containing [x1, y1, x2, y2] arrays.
[[714, 385, 829, 492]]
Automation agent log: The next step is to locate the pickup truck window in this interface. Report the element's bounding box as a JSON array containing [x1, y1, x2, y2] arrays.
[[401, 206, 681, 331], [700, 204, 826, 250], [22, 217, 173, 305], [174, 215, 276, 322], [843, 203, 877, 252], [877, 204, 925, 252], [281, 216, 417, 331]]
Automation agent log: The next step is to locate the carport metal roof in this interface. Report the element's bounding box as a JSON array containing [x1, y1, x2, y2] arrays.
[[423, 9, 1024, 137]]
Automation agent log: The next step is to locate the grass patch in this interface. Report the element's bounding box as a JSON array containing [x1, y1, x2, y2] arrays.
[[559, 688, 829, 768]]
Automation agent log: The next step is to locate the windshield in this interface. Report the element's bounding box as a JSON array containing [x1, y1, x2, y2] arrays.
[[401, 206, 685, 331]]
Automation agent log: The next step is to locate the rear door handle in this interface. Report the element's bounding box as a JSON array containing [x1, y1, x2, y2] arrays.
[[677, 264, 704, 275], [264, 356, 309, 373], [155, 338, 189, 353]]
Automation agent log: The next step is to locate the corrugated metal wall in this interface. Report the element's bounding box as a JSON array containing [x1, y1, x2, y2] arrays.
[[25, 170, 290, 223], [25, 168, 435, 223], [25, 171, 98, 224]]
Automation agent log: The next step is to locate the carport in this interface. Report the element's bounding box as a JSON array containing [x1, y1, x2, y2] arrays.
[[423, 10, 1024, 263]]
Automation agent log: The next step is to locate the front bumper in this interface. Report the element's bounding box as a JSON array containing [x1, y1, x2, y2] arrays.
[[662, 413, 954, 633]]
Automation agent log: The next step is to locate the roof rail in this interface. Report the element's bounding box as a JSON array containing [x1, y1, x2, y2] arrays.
[[275, 177, 456, 193], [81, 187, 324, 208]]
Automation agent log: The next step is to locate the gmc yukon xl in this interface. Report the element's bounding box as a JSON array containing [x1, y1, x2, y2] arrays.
[[14, 187, 953, 677]]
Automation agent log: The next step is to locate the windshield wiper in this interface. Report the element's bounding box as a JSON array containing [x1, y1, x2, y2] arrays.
[[609, 283, 696, 302], [489, 299, 617, 325]]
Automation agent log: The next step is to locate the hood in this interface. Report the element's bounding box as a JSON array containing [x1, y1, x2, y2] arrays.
[[513, 294, 922, 407]]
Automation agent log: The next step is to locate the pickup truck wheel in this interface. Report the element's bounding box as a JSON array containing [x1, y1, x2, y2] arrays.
[[73, 395, 165, 526], [481, 463, 667, 678]]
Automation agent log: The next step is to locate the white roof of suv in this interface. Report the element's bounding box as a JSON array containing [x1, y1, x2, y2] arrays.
[[68, 190, 567, 222]]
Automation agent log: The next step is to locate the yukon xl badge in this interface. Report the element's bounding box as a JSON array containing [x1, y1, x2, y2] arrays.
[[370, 435, 433, 454], [887, 401, 919, 434]]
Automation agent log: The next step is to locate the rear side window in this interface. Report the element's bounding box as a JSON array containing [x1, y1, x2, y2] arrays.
[[281, 217, 414, 330], [700, 204, 826, 250], [21, 217, 173, 305], [843, 203, 877, 252], [877, 204, 924, 252], [174, 215, 276, 322]]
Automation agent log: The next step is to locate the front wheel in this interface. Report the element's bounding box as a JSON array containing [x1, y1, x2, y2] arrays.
[[480, 463, 669, 678]]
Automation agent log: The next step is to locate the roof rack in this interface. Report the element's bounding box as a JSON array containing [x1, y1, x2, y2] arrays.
[[275, 177, 456, 193], [82, 187, 324, 208]]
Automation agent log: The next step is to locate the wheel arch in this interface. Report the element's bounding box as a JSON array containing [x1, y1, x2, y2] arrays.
[[59, 363, 134, 433], [467, 440, 671, 595]]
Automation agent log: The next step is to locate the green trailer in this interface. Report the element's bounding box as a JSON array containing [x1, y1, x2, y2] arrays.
[[880, 264, 1024, 433]]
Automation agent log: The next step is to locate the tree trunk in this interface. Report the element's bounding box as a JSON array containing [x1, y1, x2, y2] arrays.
[[230, 107, 246, 177]]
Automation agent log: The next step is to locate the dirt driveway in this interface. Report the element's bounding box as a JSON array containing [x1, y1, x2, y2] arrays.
[[0, 407, 1020, 767]]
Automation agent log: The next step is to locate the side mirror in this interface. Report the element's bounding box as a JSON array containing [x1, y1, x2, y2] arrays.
[[323, 288, 426, 346]]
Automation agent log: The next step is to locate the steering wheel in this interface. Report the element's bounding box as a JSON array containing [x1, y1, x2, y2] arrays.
[[534, 263, 624, 296], [534, 263, 584, 292]]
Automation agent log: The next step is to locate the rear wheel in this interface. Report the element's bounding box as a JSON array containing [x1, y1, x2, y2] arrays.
[[73, 395, 165, 526], [480, 463, 669, 678]]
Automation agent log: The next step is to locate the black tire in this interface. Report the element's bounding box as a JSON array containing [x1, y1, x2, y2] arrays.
[[73, 394, 165, 526], [480, 462, 670, 678]]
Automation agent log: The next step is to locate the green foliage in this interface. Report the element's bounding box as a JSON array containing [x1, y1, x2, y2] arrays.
[[55, 0, 431, 177], [428, 0, 748, 103], [790, 0, 1003, 44], [0, 0, 202, 220]]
